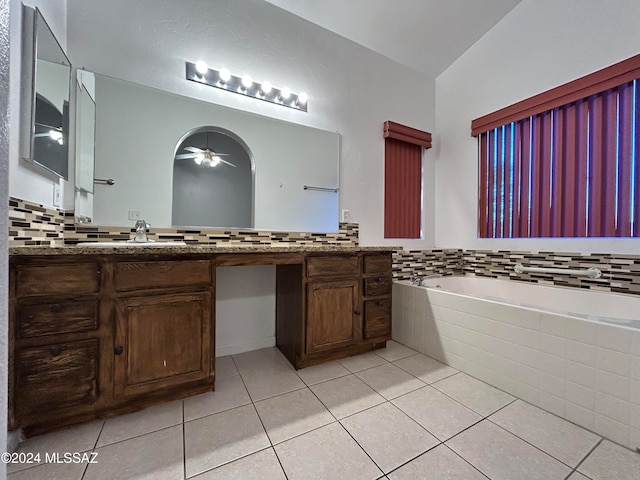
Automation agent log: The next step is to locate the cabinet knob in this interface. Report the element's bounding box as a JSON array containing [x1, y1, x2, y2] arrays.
[[50, 346, 61, 356], [114, 346, 123, 355], [377, 301, 384, 307], [354, 310, 361, 315], [50, 303, 63, 313]]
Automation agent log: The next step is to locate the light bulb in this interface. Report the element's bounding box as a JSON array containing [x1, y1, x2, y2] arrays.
[[297, 92, 308, 104], [195, 60, 208, 75], [49, 130, 62, 141], [280, 86, 291, 99], [219, 68, 231, 82], [261, 80, 272, 94], [211, 156, 221, 167], [194, 153, 204, 165], [241, 74, 253, 89]]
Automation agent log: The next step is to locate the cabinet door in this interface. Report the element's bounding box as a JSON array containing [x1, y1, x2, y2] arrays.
[[306, 280, 358, 354], [15, 339, 99, 417], [114, 292, 211, 397]]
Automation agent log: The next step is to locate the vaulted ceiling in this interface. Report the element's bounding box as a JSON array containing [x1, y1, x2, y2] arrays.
[[264, 0, 522, 78]]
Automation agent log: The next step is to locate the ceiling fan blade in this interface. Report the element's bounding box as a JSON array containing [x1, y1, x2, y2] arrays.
[[184, 146, 204, 153], [218, 158, 237, 168], [212, 152, 231, 156], [175, 153, 197, 159]]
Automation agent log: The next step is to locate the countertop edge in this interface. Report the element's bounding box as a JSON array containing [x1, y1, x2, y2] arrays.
[[9, 245, 404, 256]]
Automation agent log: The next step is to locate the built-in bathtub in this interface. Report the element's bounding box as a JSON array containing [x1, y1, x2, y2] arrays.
[[392, 276, 640, 450]]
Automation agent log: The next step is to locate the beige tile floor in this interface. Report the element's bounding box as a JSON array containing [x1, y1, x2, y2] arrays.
[[7, 341, 640, 480]]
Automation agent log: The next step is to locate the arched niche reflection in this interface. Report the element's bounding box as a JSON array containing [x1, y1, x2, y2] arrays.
[[172, 127, 254, 228]]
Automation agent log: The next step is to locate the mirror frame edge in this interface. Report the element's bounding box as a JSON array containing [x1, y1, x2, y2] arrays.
[[20, 5, 72, 180]]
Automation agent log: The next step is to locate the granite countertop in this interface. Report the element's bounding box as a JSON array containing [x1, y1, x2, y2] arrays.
[[9, 244, 402, 256]]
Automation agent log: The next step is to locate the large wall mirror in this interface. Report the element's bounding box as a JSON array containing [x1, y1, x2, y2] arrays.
[[76, 72, 340, 232], [22, 7, 71, 179]]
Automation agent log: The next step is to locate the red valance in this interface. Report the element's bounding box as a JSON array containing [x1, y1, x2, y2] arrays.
[[383, 121, 432, 148], [471, 52, 640, 136]]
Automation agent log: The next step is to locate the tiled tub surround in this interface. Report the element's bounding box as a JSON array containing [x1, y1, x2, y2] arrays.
[[393, 277, 640, 451], [9, 197, 359, 247]]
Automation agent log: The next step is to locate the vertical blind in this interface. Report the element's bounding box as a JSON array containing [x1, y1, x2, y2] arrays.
[[385, 138, 422, 238], [478, 79, 640, 238], [383, 121, 432, 239]]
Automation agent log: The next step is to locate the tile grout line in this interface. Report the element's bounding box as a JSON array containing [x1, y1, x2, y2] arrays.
[[81, 420, 106, 480], [231, 354, 288, 479], [564, 438, 602, 480], [484, 414, 597, 472]]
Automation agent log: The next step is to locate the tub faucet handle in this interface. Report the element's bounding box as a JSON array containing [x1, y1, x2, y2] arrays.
[[410, 275, 423, 286]]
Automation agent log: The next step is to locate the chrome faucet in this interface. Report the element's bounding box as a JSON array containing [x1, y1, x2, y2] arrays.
[[132, 219, 150, 242]]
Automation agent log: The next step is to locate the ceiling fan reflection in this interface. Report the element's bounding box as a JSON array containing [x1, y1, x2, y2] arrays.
[[175, 146, 236, 168]]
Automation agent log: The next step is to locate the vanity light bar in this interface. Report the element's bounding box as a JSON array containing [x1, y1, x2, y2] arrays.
[[185, 61, 308, 112]]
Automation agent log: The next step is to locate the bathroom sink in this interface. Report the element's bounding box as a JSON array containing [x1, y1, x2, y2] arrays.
[[77, 241, 187, 247]]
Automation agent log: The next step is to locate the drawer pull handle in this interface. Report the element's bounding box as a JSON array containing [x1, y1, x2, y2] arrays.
[[114, 346, 124, 355], [50, 304, 63, 313], [377, 302, 384, 307], [50, 346, 62, 356]]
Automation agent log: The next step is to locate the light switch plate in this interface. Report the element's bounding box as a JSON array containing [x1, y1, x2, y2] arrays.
[[53, 183, 61, 207]]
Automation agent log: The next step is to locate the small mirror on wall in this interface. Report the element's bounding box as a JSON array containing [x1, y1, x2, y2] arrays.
[[21, 6, 71, 179]]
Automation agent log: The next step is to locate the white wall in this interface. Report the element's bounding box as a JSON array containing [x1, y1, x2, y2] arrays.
[[215, 267, 276, 357], [9, 0, 68, 209], [66, 0, 436, 249], [435, 0, 640, 254]]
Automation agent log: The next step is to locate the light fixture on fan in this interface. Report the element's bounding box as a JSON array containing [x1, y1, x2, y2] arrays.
[[175, 146, 236, 168]]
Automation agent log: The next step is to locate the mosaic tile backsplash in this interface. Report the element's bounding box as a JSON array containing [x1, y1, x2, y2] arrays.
[[9, 197, 640, 296], [9, 197, 359, 247], [392, 249, 462, 280]]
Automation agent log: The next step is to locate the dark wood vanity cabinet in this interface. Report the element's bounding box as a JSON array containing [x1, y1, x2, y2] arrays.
[[10, 261, 103, 434], [9, 249, 393, 434], [113, 292, 212, 398], [279, 252, 393, 368], [9, 256, 216, 436], [362, 253, 393, 339], [112, 260, 214, 398], [306, 279, 359, 354]]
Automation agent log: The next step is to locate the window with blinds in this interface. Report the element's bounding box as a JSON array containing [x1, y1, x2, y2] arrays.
[[383, 121, 432, 239], [473, 54, 640, 238]]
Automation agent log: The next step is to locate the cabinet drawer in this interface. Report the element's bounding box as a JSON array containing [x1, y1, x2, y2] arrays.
[[363, 254, 392, 275], [363, 276, 391, 296], [115, 260, 211, 291], [16, 263, 100, 298], [306, 255, 358, 278], [17, 300, 99, 338], [364, 299, 391, 339], [16, 339, 99, 415]]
